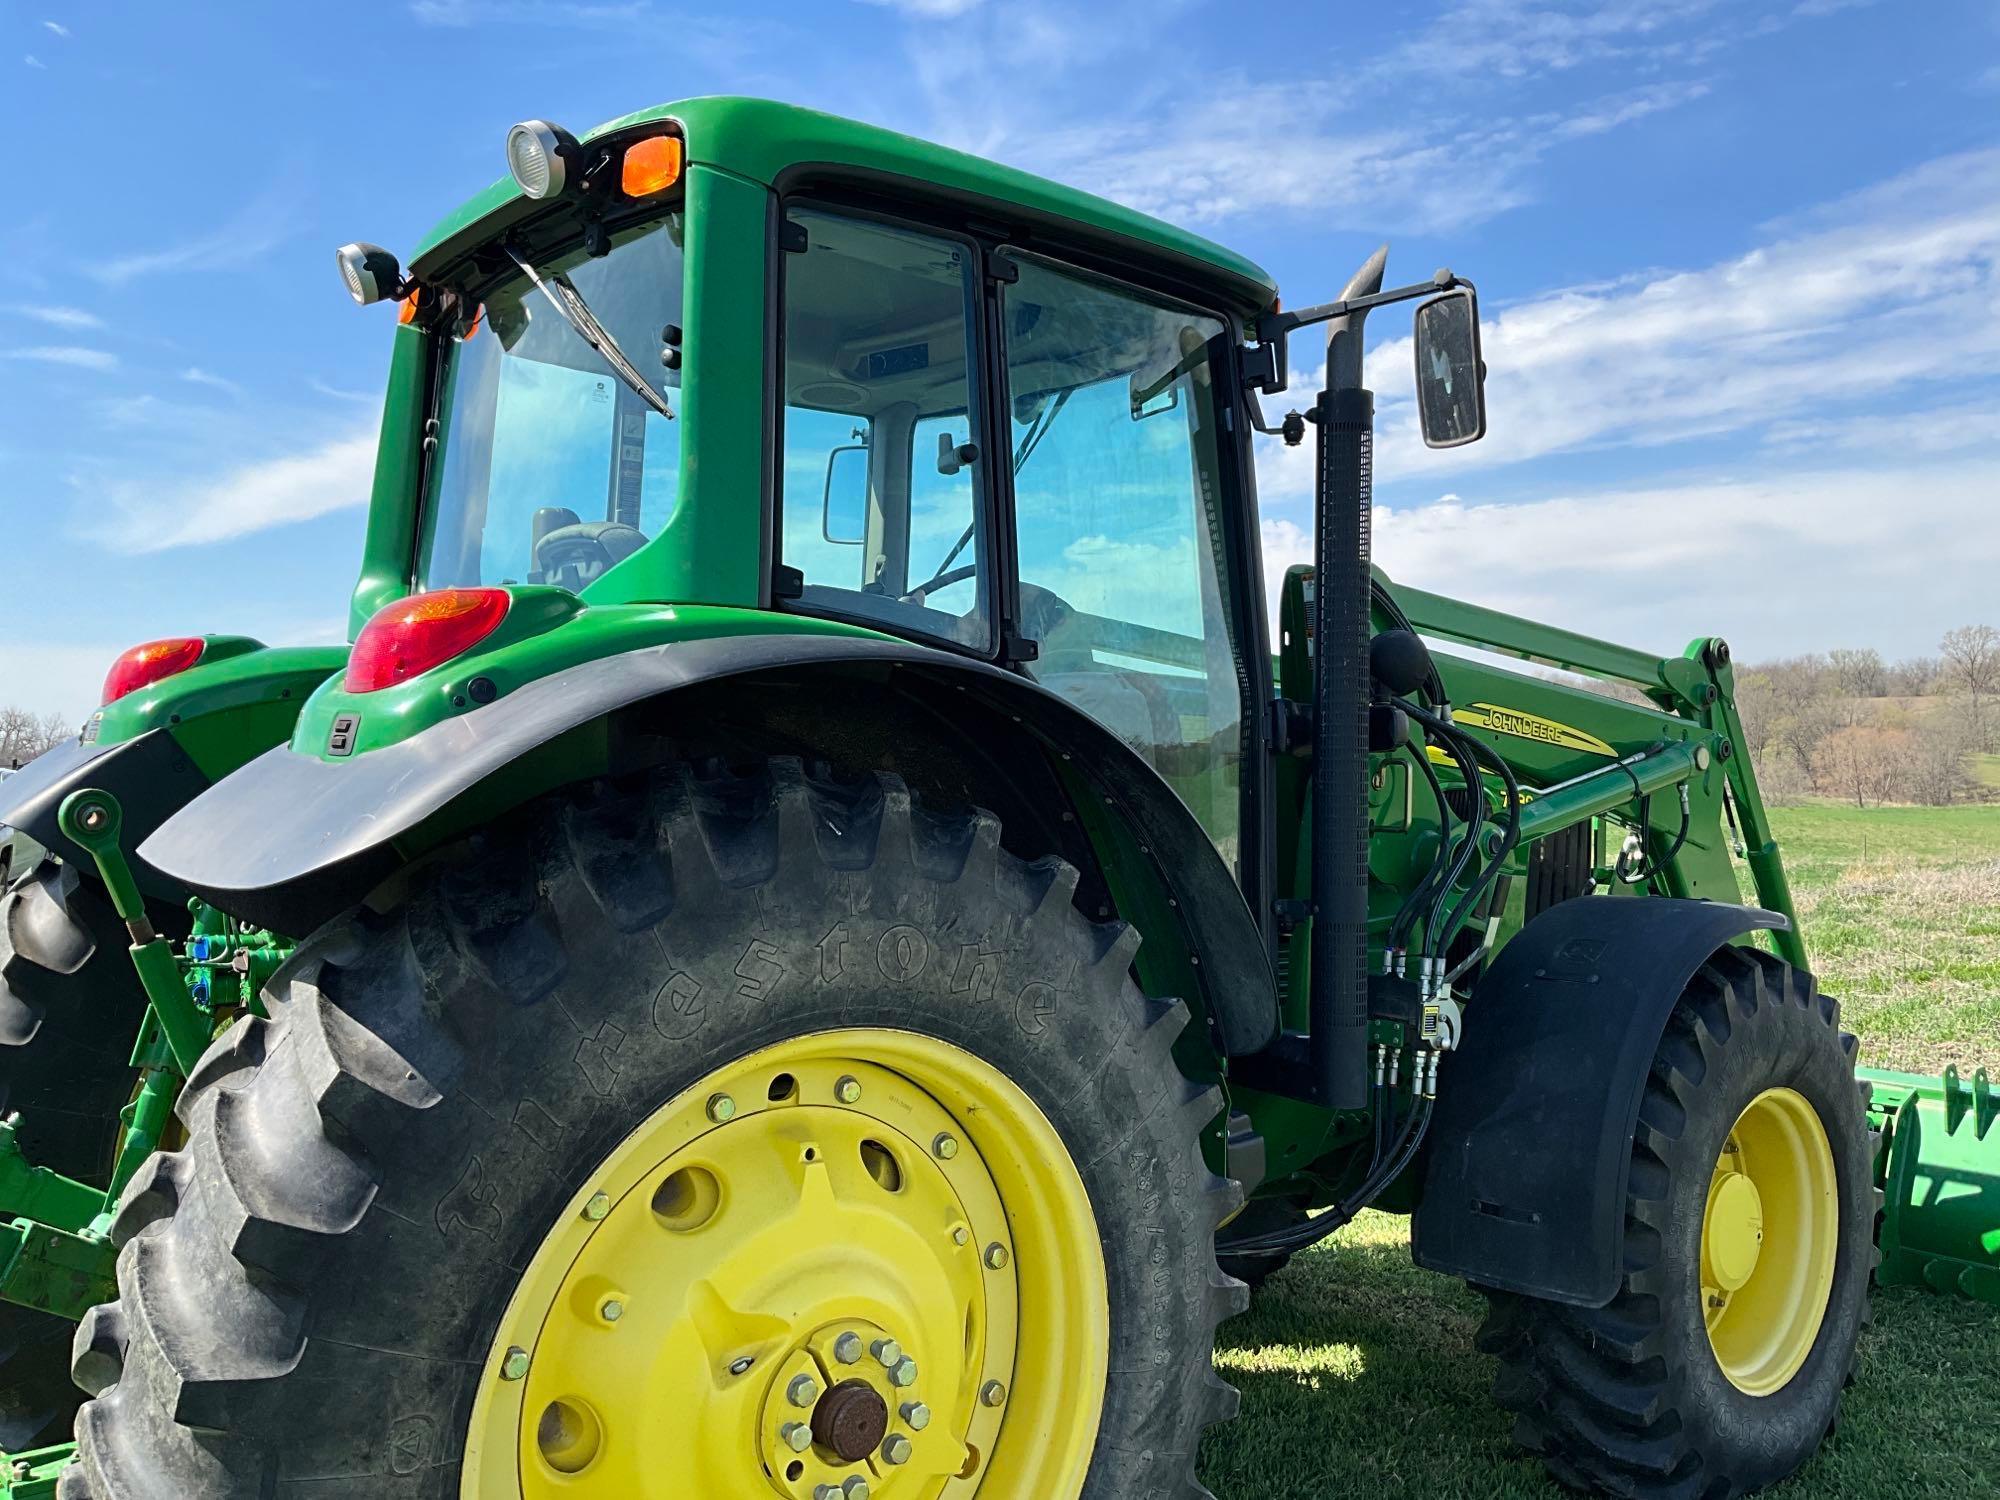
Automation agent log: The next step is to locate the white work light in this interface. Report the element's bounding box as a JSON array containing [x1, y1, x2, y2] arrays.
[[506, 120, 580, 200], [335, 242, 404, 306]]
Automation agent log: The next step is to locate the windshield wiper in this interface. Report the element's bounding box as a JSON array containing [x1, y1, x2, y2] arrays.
[[506, 245, 675, 422]]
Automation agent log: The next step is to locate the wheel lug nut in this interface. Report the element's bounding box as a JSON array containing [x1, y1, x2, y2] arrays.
[[843, 1478, 871, 1500], [882, 1434, 914, 1465], [729, 1356, 756, 1376], [600, 1298, 625, 1323], [781, 1421, 813, 1453], [788, 1374, 820, 1407], [870, 1337, 902, 1368], [901, 1401, 932, 1430], [835, 1075, 863, 1104], [932, 1133, 959, 1160], [952, 1226, 970, 1246], [889, 1356, 919, 1388], [500, 1346, 530, 1381], [981, 1379, 1008, 1407], [707, 1092, 737, 1124], [834, 1332, 864, 1364], [984, 1242, 1010, 1270], [815, 1487, 840, 1500], [581, 1192, 611, 1221]]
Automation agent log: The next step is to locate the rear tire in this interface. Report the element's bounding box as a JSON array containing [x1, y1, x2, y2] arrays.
[[0, 859, 152, 1451], [63, 760, 1244, 1498], [1476, 946, 1874, 1498]]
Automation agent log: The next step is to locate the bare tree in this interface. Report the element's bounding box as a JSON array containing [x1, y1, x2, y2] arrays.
[[0, 706, 37, 770], [1736, 655, 1840, 781], [1939, 624, 2000, 753], [1828, 647, 1887, 700], [1886, 655, 1939, 697], [1815, 725, 1914, 808], [1905, 732, 1974, 806], [33, 712, 73, 756]]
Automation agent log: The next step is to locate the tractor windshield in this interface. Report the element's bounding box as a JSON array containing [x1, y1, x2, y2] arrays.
[[420, 213, 685, 591]]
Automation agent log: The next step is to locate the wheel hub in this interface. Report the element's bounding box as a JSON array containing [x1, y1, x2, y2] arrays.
[[461, 1030, 1109, 1498], [1701, 1169, 1764, 1291], [814, 1380, 891, 1463], [1700, 1088, 1839, 1397]]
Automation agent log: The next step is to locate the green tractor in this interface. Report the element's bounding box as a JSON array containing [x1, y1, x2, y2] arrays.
[[0, 97, 1991, 1500]]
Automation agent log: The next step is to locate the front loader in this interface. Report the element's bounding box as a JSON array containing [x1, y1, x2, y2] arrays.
[[0, 97, 1991, 1500]]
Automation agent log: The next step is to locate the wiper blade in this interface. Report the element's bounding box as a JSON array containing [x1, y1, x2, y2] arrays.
[[506, 245, 674, 422]]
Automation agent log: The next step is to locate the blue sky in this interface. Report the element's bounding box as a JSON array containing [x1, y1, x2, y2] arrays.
[[2, 0, 1996, 716]]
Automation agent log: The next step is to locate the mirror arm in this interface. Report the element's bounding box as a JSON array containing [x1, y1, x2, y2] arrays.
[[1259, 269, 1468, 344]]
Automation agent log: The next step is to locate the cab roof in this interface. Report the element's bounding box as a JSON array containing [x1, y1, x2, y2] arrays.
[[410, 95, 1279, 314]]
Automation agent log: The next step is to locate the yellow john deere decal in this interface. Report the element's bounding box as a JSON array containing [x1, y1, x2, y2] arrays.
[[1453, 703, 1617, 758]]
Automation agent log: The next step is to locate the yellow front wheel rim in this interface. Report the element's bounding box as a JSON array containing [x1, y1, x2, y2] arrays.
[[1700, 1087, 1839, 1396], [462, 1029, 1109, 1498]]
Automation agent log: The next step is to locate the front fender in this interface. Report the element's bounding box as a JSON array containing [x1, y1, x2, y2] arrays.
[[1411, 895, 1787, 1306], [141, 633, 1279, 1056]]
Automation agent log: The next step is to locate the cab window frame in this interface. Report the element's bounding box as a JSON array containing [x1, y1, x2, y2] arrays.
[[771, 196, 1004, 662], [766, 181, 1274, 923]]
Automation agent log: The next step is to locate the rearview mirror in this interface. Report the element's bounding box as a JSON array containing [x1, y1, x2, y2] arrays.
[[1414, 288, 1486, 449], [822, 444, 869, 544]]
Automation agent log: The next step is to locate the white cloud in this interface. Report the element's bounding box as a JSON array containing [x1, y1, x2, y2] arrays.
[[1256, 456, 2000, 662], [3, 346, 116, 371], [181, 366, 242, 396], [1239, 145, 2000, 493], [1383, 0, 1726, 81], [7, 304, 102, 330], [24, 55, 45, 69], [308, 379, 376, 403], [41, 20, 70, 38], [1041, 78, 1707, 233], [86, 193, 293, 286], [79, 428, 379, 554]]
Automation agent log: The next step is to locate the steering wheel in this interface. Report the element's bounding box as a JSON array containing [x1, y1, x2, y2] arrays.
[[901, 563, 979, 603]]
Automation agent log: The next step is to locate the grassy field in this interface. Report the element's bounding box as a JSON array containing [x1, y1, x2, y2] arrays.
[[1198, 802, 2000, 1497]]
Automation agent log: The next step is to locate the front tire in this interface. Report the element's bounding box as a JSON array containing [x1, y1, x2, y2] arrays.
[[1476, 946, 1874, 1498], [63, 760, 1244, 1498]]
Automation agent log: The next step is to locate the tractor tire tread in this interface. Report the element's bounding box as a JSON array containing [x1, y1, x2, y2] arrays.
[[63, 759, 1242, 1498]]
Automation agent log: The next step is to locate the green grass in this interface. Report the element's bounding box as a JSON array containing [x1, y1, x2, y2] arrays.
[[1199, 804, 2000, 1497]]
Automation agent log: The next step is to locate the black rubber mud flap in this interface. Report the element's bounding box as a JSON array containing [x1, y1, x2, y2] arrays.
[[1411, 895, 1785, 1306]]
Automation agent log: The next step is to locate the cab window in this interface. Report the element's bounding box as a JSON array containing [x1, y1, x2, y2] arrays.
[[777, 210, 991, 652], [998, 254, 1247, 869]]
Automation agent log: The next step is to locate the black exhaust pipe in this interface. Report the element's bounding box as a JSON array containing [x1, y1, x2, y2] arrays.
[[1309, 246, 1387, 1112]]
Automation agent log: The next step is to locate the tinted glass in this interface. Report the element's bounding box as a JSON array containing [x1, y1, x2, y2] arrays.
[[424, 214, 684, 590], [1001, 255, 1247, 868], [779, 211, 990, 651]]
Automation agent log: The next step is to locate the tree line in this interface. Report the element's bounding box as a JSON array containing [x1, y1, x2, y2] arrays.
[[1735, 625, 2000, 807], [0, 707, 74, 771]]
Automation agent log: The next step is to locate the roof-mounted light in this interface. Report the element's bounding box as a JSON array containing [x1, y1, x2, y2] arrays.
[[506, 119, 581, 200], [620, 134, 684, 199], [335, 242, 406, 307]]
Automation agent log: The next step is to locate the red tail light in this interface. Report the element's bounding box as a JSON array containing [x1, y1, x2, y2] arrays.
[[102, 637, 206, 705], [345, 588, 511, 694]]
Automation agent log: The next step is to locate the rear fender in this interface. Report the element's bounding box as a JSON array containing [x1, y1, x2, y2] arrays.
[[140, 634, 1279, 1056], [1411, 895, 1786, 1306]]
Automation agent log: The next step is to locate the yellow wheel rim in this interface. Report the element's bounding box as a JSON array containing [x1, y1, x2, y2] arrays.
[[1700, 1087, 1839, 1396], [461, 1029, 1108, 1498]]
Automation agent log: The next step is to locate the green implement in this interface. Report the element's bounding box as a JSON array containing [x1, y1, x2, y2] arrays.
[[1866, 1065, 2000, 1307]]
